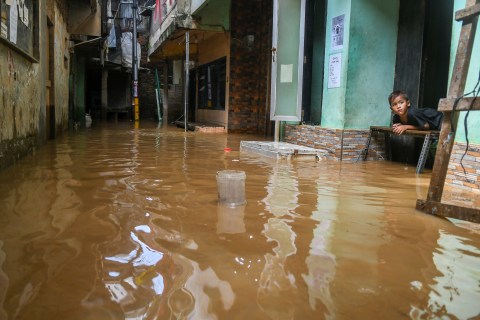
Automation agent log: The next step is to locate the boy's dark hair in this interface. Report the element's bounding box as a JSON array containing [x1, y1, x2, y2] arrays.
[[388, 90, 409, 106]]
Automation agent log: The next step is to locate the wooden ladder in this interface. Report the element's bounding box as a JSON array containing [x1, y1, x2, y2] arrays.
[[416, 0, 480, 222]]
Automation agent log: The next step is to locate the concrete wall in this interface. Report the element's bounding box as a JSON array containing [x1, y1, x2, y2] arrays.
[[320, 0, 399, 129], [0, 0, 70, 170], [46, 0, 70, 134], [344, 0, 398, 129], [320, 0, 351, 129]]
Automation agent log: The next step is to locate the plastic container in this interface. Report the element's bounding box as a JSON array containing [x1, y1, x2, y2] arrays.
[[216, 170, 246, 207]]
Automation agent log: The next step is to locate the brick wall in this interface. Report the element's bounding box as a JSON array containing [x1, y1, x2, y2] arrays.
[[229, 0, 272, 134], [138, 48, 159, 119], [285, 125, 385, 161], [446, 143, 480, 192], [138, 48, 184, 122]]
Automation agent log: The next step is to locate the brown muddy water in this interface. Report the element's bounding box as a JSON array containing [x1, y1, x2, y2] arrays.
[[0, 121, 479, 320]]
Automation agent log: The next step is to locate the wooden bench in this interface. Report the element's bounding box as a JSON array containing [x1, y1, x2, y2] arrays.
[[361, 126, 440, 174]]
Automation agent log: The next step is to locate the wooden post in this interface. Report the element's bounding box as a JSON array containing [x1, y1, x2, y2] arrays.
[[416, 0, 480, 222], [425, 0, 479, 203]]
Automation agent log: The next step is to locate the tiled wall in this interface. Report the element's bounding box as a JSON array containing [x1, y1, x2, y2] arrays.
[[228, 0, 272, 134], [284, 125, 385, 161], [446, 143, 480, 192]]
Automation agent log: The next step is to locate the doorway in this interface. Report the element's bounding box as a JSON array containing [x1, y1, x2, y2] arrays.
[[391, 0, 453, 164], [46, 17, 55, 139], [302, 0, 327, 125]]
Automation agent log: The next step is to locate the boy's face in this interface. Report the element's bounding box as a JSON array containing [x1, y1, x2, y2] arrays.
[[390, 95, 410, 116]]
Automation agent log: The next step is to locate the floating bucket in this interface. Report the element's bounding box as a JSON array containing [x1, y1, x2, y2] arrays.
[[216, 170, 246, 207]]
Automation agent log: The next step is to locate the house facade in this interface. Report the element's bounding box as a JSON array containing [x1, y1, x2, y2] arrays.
[[147, 0, 480, 192], [147, 0, 273, 133]]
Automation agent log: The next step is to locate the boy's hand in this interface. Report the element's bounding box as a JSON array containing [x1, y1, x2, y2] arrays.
[[392, 123, 409, 135], [392, 123, 420, 134]]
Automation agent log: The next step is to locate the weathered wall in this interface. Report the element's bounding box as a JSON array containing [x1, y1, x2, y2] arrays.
[[228, 0, 272, 134], [0, 0, 69, 170], [47, 0, 70, 134], [0, 47, 42, 169]]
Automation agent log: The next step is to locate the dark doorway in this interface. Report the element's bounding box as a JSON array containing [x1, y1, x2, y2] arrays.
[[189, 69, 196, 122], [46, 17, 55, 139], [302, 0, 327, 124], [86, 67, 102, 119], [302, 0, 327, 125], [391, 0, 453, 165]]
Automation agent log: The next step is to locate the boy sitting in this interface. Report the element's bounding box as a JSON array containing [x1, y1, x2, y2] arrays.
[[388, 90, 443, 135]]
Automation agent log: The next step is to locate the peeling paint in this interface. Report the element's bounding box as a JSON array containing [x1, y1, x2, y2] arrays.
[[0, 0, 70, 169]]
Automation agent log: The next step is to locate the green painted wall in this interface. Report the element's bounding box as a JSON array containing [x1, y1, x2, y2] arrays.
[[321, 0, 350, 129], [195, 0, 230, 31], [451, 0, 480, 144], [320, 0, 399, 129], [345, 0, 399, 129]]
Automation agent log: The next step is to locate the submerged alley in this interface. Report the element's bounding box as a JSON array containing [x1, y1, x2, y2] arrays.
[[1, 0, 480, 318], [0, 122, 479, 319]]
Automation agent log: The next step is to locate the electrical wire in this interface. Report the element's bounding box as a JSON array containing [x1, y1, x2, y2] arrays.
[[459, 71, 480, 177]]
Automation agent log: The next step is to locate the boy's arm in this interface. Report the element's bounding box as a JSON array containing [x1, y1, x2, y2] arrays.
[[392, 123, 425, 135]]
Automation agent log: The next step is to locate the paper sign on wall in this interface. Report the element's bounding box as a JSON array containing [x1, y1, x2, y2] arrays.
[[328, 53, 342, 88], [331, 14, 344, 51], [280, 64, 293, 83]]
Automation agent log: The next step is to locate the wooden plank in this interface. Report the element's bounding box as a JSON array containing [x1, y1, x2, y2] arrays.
[[438, 97, 480, 111], [455, 3, 480, 21], [426, 0, 479, 203], [416, 199, 480, 223], [370, 126, 439, 137]]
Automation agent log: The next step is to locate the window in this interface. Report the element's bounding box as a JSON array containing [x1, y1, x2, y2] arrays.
[[197, 57, 226, 110], [0, 0, 39, 61]]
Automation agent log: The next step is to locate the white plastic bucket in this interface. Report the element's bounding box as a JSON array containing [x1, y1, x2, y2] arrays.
[[216, 170, 246, 207]]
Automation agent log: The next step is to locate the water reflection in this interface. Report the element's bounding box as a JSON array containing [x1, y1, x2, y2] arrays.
[[0, 123, 478, 319], [259, 164, 299, 319], [300, 168, 338, 318], [410, 229, 480, 319], [216, 205, 246, 234]]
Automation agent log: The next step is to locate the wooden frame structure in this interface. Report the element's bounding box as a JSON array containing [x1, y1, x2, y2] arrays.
[[416, 0, 480, 223]]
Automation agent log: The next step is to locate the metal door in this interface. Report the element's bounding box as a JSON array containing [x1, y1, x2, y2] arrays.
[[270, 0, 306, 121]]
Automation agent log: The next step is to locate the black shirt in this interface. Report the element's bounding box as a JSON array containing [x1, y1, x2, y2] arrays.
[[393, 107, 443, 130]]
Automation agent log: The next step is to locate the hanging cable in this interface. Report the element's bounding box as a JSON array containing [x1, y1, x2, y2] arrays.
[[446, 70, 480, 148], [459, 70, 480, 177]]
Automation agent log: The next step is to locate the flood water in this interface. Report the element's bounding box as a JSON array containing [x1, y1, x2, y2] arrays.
[[0, 121, 479, 320]]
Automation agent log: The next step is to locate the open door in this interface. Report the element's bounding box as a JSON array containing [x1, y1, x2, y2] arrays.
[[46, 18, 55, 139], [270, 0, 306, 121]]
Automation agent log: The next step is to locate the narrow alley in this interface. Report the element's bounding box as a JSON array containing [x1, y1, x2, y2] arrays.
[[1, 0, 480, 318], [0, 122, 479, 319]]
